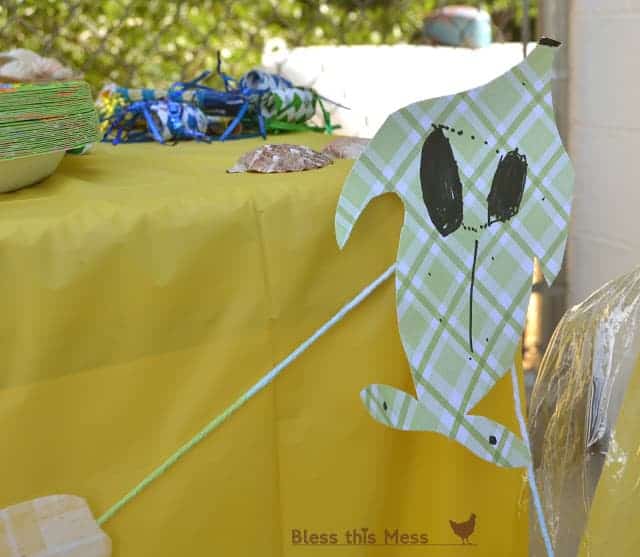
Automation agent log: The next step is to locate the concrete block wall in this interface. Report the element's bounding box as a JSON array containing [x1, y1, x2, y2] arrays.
[[568, 0, 640, 305]]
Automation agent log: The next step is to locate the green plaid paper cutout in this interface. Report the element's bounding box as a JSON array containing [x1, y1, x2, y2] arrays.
[[335, 44, 573, 468]]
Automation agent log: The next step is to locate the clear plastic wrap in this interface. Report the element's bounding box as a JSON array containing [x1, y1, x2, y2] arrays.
[[528, 265, 640, 556]]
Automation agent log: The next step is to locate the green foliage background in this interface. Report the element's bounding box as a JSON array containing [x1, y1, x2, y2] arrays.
[[0, 0, 537, 90]]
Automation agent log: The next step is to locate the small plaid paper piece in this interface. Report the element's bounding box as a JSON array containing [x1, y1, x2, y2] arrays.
[[0, 495, 111, 557]]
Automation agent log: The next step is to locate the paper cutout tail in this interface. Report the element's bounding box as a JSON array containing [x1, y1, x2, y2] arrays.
[[361, 384, 530, 468]]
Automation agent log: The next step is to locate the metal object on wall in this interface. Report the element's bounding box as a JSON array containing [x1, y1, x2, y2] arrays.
[[522, 0, 530, 58], [522, 0, 571, 379]]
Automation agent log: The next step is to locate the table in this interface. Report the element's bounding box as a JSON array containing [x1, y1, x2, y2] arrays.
[[0, 133, 527, 556]]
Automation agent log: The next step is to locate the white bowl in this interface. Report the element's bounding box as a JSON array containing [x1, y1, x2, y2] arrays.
[[0, 151, 65, 193]]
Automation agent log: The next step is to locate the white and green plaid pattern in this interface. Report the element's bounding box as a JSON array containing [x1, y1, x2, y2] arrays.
[[335, 44, 573, 468], [260, 89, 316, 124]]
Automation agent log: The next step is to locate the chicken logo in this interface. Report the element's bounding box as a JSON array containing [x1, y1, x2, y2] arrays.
[[449, 513, 476, 545]]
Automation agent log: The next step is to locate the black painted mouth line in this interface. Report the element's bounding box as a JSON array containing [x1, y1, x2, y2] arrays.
[[469, 239, 479, 354]]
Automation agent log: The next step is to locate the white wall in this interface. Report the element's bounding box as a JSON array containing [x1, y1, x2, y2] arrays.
[[568, 0, 640, 305]]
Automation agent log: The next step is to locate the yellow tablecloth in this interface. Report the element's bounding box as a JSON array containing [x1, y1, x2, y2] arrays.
[[579, 356, 640, 556], [0, 133, 527, 556]]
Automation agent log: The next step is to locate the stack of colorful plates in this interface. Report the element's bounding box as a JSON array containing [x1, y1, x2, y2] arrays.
[[0, 81, 99, 193]]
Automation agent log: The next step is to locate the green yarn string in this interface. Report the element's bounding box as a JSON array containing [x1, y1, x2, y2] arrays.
[[97, 263, 395, 526]]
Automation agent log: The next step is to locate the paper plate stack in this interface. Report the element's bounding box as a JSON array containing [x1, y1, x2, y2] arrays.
[[0, 80, 99, 193]]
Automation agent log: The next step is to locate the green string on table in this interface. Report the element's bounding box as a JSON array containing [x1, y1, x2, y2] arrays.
[[97, 263, 396, 526]]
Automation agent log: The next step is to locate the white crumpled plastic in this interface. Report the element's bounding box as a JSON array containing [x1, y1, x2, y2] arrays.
[[528, 265, 640, 556]]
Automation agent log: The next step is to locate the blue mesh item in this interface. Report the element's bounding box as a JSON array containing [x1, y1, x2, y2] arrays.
[[98, 52, 347, 144], [423, 5, 492, 48]]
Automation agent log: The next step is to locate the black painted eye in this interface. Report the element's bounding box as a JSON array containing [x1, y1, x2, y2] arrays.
[[419, 128, 463, 237], [383, 401, 388, 411], [489, 435, 497, 446], [487, 148, 527, 225]]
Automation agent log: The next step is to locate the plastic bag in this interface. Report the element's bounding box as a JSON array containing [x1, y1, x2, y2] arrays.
[[528, 265, 640, 556]]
